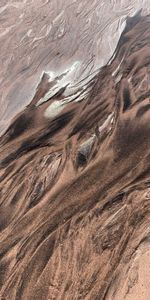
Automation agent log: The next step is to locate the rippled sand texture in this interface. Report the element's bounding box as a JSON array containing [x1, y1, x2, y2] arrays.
[[0, 0, 150, 135], [0, 1, 150, 300]]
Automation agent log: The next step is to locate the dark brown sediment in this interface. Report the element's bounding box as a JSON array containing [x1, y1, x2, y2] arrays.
[[0, 2, 150, 300]]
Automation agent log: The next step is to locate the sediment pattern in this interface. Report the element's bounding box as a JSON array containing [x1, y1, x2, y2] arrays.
[[0, 2, 150, 300]]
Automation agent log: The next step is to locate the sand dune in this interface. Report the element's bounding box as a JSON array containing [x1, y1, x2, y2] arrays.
[[0, 2, 150, 300]]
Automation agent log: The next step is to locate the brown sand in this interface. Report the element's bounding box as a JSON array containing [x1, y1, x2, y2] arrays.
[[0, 3, 150, 300]]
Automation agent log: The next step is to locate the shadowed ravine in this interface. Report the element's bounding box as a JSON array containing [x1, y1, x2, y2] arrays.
[[0, 3, 150, 300]]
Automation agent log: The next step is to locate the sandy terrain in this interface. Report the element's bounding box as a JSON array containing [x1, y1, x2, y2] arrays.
[[0, 1, 150, 299]]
